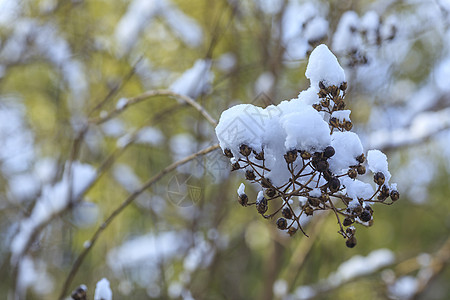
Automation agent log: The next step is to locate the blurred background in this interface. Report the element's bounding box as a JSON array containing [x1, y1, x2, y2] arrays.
[[1, 0, 449, 299]]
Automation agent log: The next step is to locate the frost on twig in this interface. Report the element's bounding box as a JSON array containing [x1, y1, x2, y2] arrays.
[[215, 44, 399, 247]]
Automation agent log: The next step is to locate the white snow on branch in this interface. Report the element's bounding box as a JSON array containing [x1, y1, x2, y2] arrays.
[[169, 59, 213, 99]]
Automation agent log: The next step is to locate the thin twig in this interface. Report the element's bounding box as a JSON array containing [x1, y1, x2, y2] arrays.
[[58, 143, 220, 300], [90, 89, 217, 127]]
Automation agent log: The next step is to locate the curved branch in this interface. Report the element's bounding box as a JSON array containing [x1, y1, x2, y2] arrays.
[[90, 89, 218, 127], [58, 143, 220, 300]]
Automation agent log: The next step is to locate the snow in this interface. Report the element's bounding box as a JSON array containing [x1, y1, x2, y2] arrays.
[[237, 183, 246, 196], [116, 98, 128, 110], [367, 149, 391, 183], [331, 110, 351, 122], [388, 276, 418, 300], [170, 59, 213, 99], [136, 127, 164, 145], [328, 132, 363, 174], [309, 188, 321, 198], [94, 278, 113, 300], [343, 178, 375, 201], [304, 17, 329, 43], [305, 44, 346, 87], [332, 11, 361, 53]]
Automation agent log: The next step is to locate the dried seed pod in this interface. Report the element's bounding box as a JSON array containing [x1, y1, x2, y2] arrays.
[[346, 236, 357, 248], [254, 150, 264, 160], [71, 285, 87, 300], [356, 165, 366, 175], [304, 205, 314, 216], [330, 85, 339, 97], [390, 190, 400, 201], [343, 120, 353, 131], [348, 168, 357, 179], [312, 103, 322, 111], [231, 162, 241, 171], [319, 81, 326, 90], [308, 197, 320, 207], [324, 146, 335, 158], [288, 226, 298, 236], [300, 150, 312, 160], [329, 177, 341, 193], [282, 207, 293, 219], [356, 153, 365, 164], [245, 170, 256, 181], [352, 205, 363, 215], [238, 194, 248, 206], [256, 197, 268, 214], [320, 193, 330, 203], [266, 188, 276, 198], [330, 117, 340, 128], [321, 98, 330, 107], [261, 177, 272, 188], [276, 217, 288, 230], [374, 172, 385, 186], [239, 144, 252, 156], [340, 81, 348, 91], [360, 210, 372, 222], [223, 148, 233, 158], [318, 89, 327, 98], [343, 217, 354, 226], [284, 150, 298, 164], [336, 100, 346, 110]]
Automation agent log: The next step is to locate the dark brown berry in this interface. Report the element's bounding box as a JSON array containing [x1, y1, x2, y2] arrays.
[[239, 144, 252, 156], [71, 285, 87, 300], [348, 168, 357, 179], [276, 217, 288, 230], [256, 197, 268, 214], [308, 197, 320, 207], [231, 162, 240, 171], [245, 170, 256, 181], [288, 226, 297, 236], [346, 236, 357, 248], [343, 217, 354, 227], [356, 153, 365, 164], [356, 165, 366, 175], [261, 177, 272, 188], [351, 205, 363, 215], [329, 177, 341, 193], [324, 146, 335, 158], [223, 148, 233, 158], [360, 210, 372, 222], [238, 194, 248, 206], [266, 188, 276, 198], [284, 150, 298, 164], [315, 160, 329, 173], [390, 190, 400, 201], [374, 172, 385, 186], [282, 207, 293, 219], [323, 169, 333, 182]]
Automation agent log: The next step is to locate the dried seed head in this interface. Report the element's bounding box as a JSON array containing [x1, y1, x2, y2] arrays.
[[352, 205, 363, 215], [276, 217, 288, 230], [343, 217, 354, 227], [320, 193, 330, 202], [300, 150, 312, 160], [356, 165, 366, 175], [284, 150, 298, 164], [330, 117, 340, 128], [261, 177, 272, 188], [266, 188, 276, 198], [343, 120, 353, 131], [245, 170, 256, 181], [308, 197, 320, 207], [304, 205, 314, 216], [239, 144, 252, 156], [282, 207, 293, 219], [360, 210, 372, 222], [330, 85, 339, 97], [390, 190, 400, 201], [224, 148, 233, 158], [256, 197, 268, 214], [348, 168, 357, 179], [318, 89, 328, 98], [312, 103, 322, 111], [346, 236, 357, 248], [288, 226, 298, 236], [231, 162, 241, 171], [321, 98, 330, 107], [319, 81, 326, 90], [356, 153, 365, 164], [340, 81, 347, 91], [374, 172, 385, 186], [324, 146, 335, 158], [336, 100, 346, 111], [329, 177, 341, 193], [254, 150, 265, 160], [238, 194, 248, 206]]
